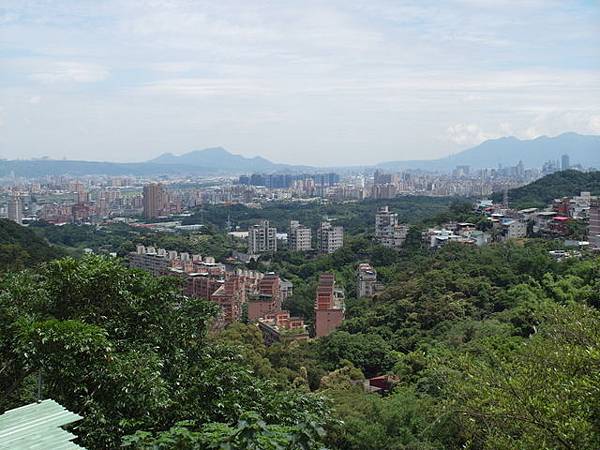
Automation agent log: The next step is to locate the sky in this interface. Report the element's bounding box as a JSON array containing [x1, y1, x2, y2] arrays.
[[1, 0, 599, 166]]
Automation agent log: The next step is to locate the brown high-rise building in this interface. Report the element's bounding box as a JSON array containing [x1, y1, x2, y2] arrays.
[[143, 183, 166, 220], [314, 273, 345, 337], [248, 273, 281, 321], [589, 197, 600, 249]]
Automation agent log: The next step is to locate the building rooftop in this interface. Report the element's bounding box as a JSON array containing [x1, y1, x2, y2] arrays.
[[0, 399, 85, 450]]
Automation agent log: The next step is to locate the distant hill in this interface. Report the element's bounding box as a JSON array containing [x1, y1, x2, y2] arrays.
[[148, 147, 295, 172], [0, 148, 313, 177], [0, 159, 208, 178], [378, 133, 600, 171], [0, 219, 65, 271], [491, 170, 600, 208]]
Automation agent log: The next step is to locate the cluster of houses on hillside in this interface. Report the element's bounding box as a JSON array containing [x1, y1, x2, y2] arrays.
[[423, 191, 599, 250]]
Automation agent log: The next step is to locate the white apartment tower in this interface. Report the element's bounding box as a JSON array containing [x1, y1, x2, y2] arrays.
[[375, 206, 409, 250], [288, 220, 312, 252], [317, 221, 344, 254], [248, 220, 278, 255], [7, 194, 23, 225]]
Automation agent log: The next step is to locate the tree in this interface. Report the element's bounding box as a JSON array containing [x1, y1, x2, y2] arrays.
[[317, 331, 397, 377], [0, 255, 330, 449], [442, 302, 600, 450]]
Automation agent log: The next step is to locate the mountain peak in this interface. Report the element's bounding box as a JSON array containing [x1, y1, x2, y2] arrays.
[[147, 146, 281, 172]]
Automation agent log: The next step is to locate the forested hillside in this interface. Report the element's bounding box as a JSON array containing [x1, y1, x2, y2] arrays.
[[0, 219, 65, 272], [492, 170, 600, 208], [1, 237, 599, 449], [183, 196, 457, 234]]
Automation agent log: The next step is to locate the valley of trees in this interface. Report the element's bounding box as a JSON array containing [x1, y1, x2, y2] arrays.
[[1, 198, 600, 449]]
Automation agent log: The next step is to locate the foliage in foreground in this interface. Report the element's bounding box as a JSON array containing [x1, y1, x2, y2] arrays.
[[0, 256, 328, 449]]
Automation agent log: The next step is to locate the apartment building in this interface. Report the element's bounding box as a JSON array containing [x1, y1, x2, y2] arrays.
[[128, 245, 171, 276], [211, 276, 245, 324], [248, 272, 281, 321], [375, 206, 409, 250], [143, 183, 167, 220], [589, 197, 600, 249], [357, 263, 378, 298], [7, 194, 23, 225], [317, 221, 344, 254], [314, 273, 345, 337], [288, 220, 312, 252], [248, 220, 277, 255]]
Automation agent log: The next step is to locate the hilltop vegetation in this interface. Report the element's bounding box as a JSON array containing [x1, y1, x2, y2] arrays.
[[1, 239, 599, 448], [492, 170, 600, 208], [0, 219, 65, 272], [183, 196, 457, 234]]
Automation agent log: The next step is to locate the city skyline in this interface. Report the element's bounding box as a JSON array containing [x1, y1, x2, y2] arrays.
[[1, 1, 600, 165]]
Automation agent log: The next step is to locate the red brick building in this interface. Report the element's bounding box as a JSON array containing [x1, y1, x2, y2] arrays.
[[248, 273, 281, 321], [314, 273, 345, 337]]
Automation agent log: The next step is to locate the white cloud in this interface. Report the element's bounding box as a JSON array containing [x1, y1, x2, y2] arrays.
[[590, 116, 600, 133], [30, 62, 109, 83], [446, 123, 494, 146], [139, 78, 273, 96], [0, 0, 599, 163]]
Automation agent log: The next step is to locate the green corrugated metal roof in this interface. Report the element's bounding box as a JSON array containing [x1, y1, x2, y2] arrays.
[[0, 399, 86, 449]]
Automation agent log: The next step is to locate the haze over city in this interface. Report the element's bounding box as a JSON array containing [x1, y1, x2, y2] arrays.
[[1, 0, 599, 165]]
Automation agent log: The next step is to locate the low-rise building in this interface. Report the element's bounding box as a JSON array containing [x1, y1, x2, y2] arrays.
[[499, 218, 527, 240], [257, 310, 309, 345]]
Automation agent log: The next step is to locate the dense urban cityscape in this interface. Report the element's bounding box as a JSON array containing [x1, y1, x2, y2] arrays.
[[2, 1, 600, 449]]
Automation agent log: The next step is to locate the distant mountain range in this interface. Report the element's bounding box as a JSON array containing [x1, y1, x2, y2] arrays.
[[1, 133, 599, 177], [377, 132, 600, 171]]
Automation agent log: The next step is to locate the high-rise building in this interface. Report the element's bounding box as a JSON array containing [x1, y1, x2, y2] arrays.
[[373, 170, 392, 185], [375, 206, 397, 239], [7, 194, 23, 225], [589, 197, 600, 249], [357, 263, 378, 298], [375, 206, 409, 249], [314, 273, 345, 337], [317, 221, 344, 254], [288, 220, 312, 252], [142, 183, 166, 220], [561, 154, 570, 171], [248, 220, 277, 255], [72, 181, 88, 203]]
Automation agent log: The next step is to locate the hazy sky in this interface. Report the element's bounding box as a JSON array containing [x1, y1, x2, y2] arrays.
[[1, 0, 599, 165]]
